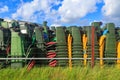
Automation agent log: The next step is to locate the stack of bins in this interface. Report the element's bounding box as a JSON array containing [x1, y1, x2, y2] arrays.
[[56, 27, 68, 66], [93, 30, 99, 64], [10, 30, 25, 68], [91, 22, 101, 64], [105, 23, 116, 64], [0, 29, 7, 67], [34, 27, 47, 65], [85, 26, 92, 64], [86, 26, 99, 64], [71, 27, 83, 66], [46, 27, 57, 67]]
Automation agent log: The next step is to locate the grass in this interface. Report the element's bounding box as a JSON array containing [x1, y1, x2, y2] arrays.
[[0, 65, 120, 80]]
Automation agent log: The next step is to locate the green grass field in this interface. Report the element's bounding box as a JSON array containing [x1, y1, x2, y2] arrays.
[[0, 65, 120, 80]]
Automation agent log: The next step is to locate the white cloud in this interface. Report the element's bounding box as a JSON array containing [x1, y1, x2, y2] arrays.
[[12, 0, 58, 21], [102, 0, 120, 17], [12, 0, 63, 24], [12, 0, 100, 25], [58, 0, 99, 23], [0, 5, 9, 13], [102, 0, 120, 26], [50, 24, 62, 27]]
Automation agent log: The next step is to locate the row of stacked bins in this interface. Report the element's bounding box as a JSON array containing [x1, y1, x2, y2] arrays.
[[71, 27, 83, 66], [1, 19, 120, 68], [104, 23, 116, 64], [48, 25, 101, 67]]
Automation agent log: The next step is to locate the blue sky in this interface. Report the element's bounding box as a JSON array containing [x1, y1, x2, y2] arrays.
[[0, 0, 120, 27]]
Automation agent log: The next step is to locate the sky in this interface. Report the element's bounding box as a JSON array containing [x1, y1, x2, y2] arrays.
[[0, 0, 120, 27]]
